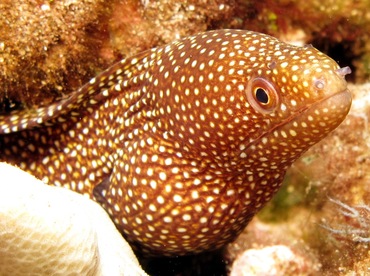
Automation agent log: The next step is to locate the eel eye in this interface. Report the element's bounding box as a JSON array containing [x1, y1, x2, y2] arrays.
[[246, 77, 280, 114], [255, 88, 269, 104]]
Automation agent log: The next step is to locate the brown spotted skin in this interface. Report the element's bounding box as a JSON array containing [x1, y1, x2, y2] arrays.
[[0, 30, 351, 256]]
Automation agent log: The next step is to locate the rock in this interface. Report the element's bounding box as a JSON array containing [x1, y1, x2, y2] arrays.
[[230, 245, 314, 276]]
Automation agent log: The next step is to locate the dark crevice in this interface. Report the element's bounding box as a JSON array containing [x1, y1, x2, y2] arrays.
[[311, 38, 358, 83], [139, 250, 228, 276]]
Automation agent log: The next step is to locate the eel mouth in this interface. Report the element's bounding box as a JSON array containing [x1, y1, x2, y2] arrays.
[[284, 87, 351, 127], [278, 87, 352, 141], [244, 88, 352, 154], [305, 88, 352, 117], [286, 87, 352, 131]]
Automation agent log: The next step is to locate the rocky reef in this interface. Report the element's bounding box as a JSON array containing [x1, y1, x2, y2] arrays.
[[1, 0, 369, 275]]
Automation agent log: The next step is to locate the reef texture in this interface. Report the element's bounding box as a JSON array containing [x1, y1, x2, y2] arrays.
[[1, 0, 369, 275], [2, 0, 370, 112], [227, 82, 370, 276], [0, 0, 234, 112], [0, 0, 110, 110], [230, 244, 319, 276]]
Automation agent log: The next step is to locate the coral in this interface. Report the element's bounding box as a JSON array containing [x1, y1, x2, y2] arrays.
[[0, 163, 147, 275], [320, 198, 370, 243]]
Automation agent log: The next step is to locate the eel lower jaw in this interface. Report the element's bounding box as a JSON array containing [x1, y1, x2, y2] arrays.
[[292, 87, 352, 126], [316, 88, 352, 115], [290, 87, 352, 140]]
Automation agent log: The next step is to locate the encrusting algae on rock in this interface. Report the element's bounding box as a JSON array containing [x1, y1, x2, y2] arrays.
[[0, 29, 352, 256]]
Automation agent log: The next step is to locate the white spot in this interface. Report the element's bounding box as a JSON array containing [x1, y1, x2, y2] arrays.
[[173, 194, 182, 202]]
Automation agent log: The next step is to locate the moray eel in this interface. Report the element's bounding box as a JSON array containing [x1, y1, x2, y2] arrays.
[[0, 29, 351, 256]]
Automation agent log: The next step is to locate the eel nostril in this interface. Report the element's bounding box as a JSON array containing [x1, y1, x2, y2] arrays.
[[314, 78, 326, 90], [335, 66, 352, 78]]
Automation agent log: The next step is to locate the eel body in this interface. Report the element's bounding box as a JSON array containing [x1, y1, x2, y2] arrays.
[[0, 29, 352, 256]]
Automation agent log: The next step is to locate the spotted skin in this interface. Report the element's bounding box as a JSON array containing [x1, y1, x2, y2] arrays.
[[0, 30, 351, 256]]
